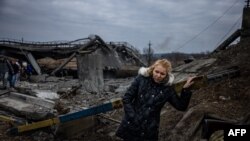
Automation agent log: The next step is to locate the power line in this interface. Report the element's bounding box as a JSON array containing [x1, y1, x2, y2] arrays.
[[173, 0, 240, 52], [215, 15, 242, 48]]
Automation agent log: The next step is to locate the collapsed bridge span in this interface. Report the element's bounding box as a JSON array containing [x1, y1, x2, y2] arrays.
[[0, 35, 145, 76]]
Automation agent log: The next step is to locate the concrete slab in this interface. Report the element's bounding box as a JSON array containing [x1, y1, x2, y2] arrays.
[[173, 58, 216, 83], [0, 92, 55, 120]]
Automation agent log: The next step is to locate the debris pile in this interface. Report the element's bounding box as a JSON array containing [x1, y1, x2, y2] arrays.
[[0, 9, 250, 139], [159, 37, 250, 141], [0, 36, 249, 140]]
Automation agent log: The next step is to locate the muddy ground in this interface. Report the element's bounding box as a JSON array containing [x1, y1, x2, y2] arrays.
[[1, 38, 250, 141]]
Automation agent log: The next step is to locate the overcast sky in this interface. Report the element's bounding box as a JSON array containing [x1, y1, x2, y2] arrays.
[[0, 0, 245, 53]]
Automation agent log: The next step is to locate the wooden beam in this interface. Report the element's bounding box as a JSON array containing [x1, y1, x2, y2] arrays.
[[8, 98, 123, 134]]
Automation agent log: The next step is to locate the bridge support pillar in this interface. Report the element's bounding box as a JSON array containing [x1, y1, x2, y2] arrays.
[[77, 53, 104, 93], [26, 52, 41, 75]]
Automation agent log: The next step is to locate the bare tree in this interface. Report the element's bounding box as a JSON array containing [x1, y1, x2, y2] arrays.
[[143, 41, 154, 66]]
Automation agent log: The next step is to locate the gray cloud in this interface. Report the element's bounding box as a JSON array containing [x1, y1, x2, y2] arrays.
[[0, 0, 245, 53]]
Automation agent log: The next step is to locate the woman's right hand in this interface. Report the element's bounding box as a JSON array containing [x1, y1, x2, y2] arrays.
[[183, 76, 196, 88]]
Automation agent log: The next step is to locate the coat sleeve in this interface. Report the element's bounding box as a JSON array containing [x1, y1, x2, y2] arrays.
[[168, 87, 192, 111], [122, 75, 140, 120]]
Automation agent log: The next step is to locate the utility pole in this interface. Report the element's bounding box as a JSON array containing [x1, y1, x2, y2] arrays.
[[241, 0, 250, 40], [246, 0, 250, 7], [148, 41, 152, 66]]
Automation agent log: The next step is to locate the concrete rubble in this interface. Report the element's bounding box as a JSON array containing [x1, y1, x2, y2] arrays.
[[0, 41, 249, 140], [0, 5, 250, 140]]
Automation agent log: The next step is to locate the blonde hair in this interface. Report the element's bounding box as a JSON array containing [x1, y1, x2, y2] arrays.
[[147, 59, 172, 76]]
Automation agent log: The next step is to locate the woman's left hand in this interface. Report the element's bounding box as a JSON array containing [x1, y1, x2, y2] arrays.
[[183, 76, 196, 88]]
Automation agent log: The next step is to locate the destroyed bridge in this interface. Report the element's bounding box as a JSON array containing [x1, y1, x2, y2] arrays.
[[0, 35, 145, 75]]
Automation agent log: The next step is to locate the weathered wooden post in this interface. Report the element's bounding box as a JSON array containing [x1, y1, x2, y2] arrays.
[[77, 53, 104, 93]]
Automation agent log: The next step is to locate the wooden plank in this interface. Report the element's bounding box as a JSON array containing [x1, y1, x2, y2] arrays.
[[9, 98, 122, 134], [0, 114, 26, 126], [59, 102, 113, 123], [18, 118, 60, 133]]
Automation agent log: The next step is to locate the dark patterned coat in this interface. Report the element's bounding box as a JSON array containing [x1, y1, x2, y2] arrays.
[[116, 67, 192, 141]]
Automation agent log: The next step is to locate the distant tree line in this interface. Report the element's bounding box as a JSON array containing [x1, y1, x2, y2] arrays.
[[141, 46, 210, 67]]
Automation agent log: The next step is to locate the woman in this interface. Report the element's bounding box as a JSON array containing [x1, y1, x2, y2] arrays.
[[116, 59, 195, 141]]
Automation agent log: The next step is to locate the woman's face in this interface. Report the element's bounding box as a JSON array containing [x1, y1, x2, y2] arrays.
[[152, 65, 167, 83]]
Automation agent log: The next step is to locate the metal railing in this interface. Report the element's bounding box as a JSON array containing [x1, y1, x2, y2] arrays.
[[0, 38, 90, 48], [109, 42, 140, 54]]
